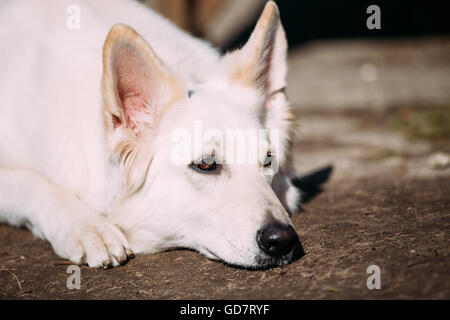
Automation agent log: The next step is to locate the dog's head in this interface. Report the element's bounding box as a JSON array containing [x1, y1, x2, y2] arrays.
[[102, 2, 303, 268]]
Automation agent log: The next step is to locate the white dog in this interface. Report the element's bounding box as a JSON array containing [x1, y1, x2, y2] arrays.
[[0, 0, 305, 268]]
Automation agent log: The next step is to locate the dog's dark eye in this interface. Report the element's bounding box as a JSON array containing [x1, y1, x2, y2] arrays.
[[191, 158, 217, 172], [263, 152, 272, 167]]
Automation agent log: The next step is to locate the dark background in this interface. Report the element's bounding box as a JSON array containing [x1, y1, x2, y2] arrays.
[[226, 0, 450, 51]]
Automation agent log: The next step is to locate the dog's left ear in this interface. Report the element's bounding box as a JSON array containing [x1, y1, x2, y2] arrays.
[[223, 1, 294, 167], [226, 1, 287, 97]]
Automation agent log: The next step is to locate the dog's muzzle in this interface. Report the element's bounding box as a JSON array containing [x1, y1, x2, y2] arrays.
[[256, 223, 304, 266]]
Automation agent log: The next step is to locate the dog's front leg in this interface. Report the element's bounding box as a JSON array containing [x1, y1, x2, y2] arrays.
[[0, 167, 133, 268]]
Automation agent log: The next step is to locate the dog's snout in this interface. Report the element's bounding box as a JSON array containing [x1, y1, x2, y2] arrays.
[[257, 224, 300, 258]]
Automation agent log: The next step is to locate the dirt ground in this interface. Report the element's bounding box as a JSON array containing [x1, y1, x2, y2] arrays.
[[0, 176, 449, 299], [1, 38, 449, 300]]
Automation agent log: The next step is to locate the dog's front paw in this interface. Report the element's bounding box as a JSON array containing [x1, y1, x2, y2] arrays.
[[58, 217, 134, 268]]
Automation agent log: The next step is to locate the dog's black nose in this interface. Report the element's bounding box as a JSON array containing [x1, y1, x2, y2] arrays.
[[257, 224, 300, 257]]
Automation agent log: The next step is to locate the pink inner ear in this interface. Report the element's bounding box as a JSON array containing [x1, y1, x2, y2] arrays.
[[112, 42, 153, 134]]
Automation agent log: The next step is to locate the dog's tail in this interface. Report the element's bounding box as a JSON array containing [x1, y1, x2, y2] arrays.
[[292, 165, 333, 204]]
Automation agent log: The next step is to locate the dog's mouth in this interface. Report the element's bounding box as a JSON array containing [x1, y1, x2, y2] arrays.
[[203, 242, 305, 270], [255, 241, 305, 269], [204, 248, 222, 261]]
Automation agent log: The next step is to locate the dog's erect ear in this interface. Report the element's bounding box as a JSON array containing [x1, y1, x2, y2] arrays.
[[223, 2, 294, 167], [227, 1, 287, 95], [102, 24, 183, 137], [102, 24, 183, 194]]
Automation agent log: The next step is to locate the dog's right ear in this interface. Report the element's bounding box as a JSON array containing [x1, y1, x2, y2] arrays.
[[102, 24, 183, 137], [102, 24, 183, 193]]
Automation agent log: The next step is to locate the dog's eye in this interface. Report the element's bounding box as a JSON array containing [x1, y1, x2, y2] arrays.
[[263, 152, 272, 167], [191, 158, 217, 172]]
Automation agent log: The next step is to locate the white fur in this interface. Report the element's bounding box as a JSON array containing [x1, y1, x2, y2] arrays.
[[0, 0, 301, 268]]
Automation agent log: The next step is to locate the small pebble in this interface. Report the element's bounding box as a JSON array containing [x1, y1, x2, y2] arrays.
[[428, 152, 449, 170]]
